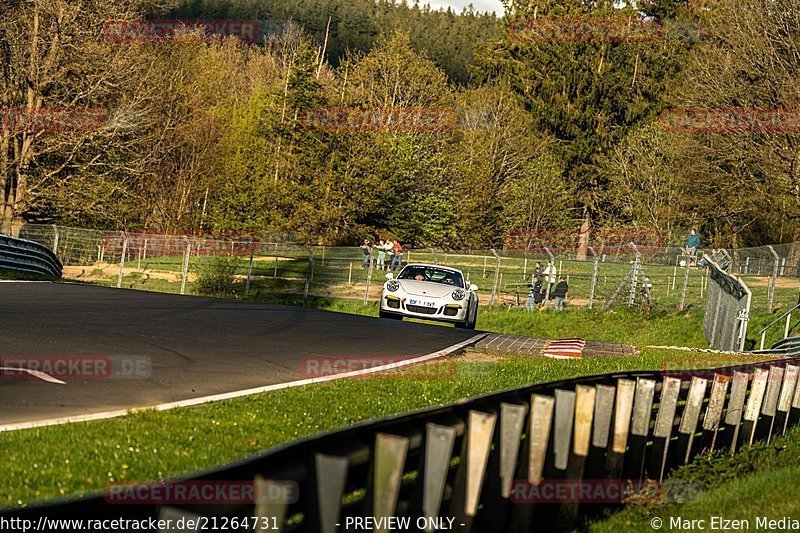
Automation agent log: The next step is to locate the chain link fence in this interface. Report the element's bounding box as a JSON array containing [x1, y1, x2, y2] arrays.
[[17, 224, 800, 320]]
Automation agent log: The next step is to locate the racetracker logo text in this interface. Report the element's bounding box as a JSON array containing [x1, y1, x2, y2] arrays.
[[507, 17, 664, 43], [105, 480, 298, 505], [300, 355, 456, 380], [660, 108, 800, 133], [0, 107, 104, 133], [0, 355, 152, 381], [103, 20, 260, 43], [300, 107, 456, 133]]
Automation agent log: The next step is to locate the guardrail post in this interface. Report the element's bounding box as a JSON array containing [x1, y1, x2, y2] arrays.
[[304, 246, 314, 305], [489, 249, 500, 306], [116, 234, 127, 288], [180, 240, 191, 295], [244, 241, 254, 298], [679, 247, 691, 311], [588, 247, 598, 309], [768, 245, 779, 313]]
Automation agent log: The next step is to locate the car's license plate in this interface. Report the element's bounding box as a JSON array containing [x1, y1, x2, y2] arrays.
[[409, 299, 436, 308]]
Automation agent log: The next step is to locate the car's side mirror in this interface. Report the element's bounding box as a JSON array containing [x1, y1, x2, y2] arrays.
[[385, 273, 394, 280], [469, 284, 478, 291]]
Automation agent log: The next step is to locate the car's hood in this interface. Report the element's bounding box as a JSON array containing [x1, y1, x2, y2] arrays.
[[397, 280, 461, 298]]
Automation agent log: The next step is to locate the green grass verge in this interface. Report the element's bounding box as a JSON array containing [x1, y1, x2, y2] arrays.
[[589, 426, 800, 532], [1, 348, 765, 508], [0, 268, 57, 281]]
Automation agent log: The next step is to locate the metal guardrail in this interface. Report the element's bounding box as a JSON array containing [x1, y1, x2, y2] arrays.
[[5, 355, 800, 531], [0, 234, 62, 278], [758, 302, 800, 350]]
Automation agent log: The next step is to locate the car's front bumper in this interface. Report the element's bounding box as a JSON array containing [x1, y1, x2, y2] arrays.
[[380, 294, 468, 321]]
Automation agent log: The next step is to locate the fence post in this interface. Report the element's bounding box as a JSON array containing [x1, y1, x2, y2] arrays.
[[363, 259, 373, 305], [429, 247, 438, 265], [627, 243, 641, 307], [303, 246, 314, 305], [489, 249, 501, 306], [588, 247, 598, 309], [768, 245, 779, 313], [180, 240, 191, 295], [348, 262, 353, 285], [117, 234, 127, 289], [672, 256, 678, 290], [52, 225, 59, 255], [143, 238, 148, 260], [273, 244, 279, 278], [244, 241, 254, 298], [679, 247, 691, 311]]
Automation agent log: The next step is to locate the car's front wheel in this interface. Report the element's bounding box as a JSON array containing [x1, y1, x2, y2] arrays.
[[455, 299, 477, 330]]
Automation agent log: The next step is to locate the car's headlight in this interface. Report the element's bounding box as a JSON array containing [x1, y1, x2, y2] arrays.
[[451, 289, 466, 301], [386, 280, 400, 292]]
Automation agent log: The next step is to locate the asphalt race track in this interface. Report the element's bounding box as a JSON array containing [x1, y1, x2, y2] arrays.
[[0, 282, 478, 426]]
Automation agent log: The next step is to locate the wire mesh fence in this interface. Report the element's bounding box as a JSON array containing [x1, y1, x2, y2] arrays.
[[17, 224, 800, 323]]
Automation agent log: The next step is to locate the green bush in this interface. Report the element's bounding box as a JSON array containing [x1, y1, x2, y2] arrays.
[[194, 255, 241, 296]]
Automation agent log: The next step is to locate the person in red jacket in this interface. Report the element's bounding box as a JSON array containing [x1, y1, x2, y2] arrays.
[[390, 241, 403, 271]]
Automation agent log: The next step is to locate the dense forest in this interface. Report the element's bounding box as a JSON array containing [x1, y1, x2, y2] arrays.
[[2, 0, 799, 248]]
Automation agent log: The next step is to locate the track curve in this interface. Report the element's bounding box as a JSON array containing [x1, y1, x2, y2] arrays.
[[0, 283, 479, 427]]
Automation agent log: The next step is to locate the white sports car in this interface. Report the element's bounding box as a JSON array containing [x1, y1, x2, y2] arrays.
[[379, 263, 479, 329]]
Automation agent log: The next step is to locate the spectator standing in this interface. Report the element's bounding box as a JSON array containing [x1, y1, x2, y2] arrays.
[[390, 241, 404, 271], [532, 261, 543, 282], [375, 239, 388, 270], [525, 284, 536, 311], [686, 229, 701, 266], [533, 276, 545, 309], [543, 261, 557, 296], [360, 239, 372, 269], [384, 239, 395, 272], [552, 277, 568, 311]]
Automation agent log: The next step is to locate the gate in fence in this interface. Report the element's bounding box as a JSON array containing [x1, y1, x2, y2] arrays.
[[702, 255, 751, 352]]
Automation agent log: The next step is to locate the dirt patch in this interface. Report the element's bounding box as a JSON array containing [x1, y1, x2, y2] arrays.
[[741, 276, 800, 289], [63, 265, 194, 283], [454, 348, 506, 363]]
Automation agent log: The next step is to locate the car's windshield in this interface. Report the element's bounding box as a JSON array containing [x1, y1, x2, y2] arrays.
[[397, 266, 464, 288]]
